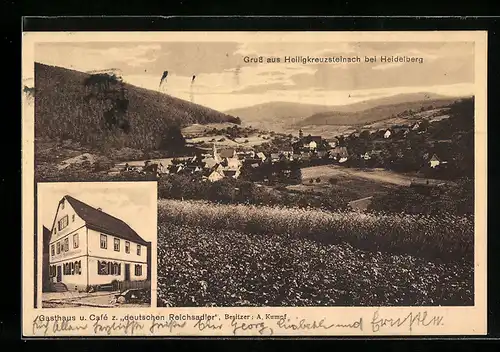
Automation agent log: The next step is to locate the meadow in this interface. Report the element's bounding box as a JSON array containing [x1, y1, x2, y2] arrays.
[[158, 199, 473, 262], [157, 199, 474, 307]]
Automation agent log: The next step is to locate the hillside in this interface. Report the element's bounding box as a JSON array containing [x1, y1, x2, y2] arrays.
[[224, 101, 336, 128], [34, 63, 239, 150], [295, 95, 466, 127], [225, 93, 465, 130]]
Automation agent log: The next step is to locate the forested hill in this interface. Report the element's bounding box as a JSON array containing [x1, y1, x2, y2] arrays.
[[34, 63, 240, 150]]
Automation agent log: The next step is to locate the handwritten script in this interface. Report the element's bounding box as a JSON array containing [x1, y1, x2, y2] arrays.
[[31, 310, 444, 336]]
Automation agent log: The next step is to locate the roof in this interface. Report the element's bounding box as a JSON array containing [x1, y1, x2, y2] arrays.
[[224, 170, 238, 177], [64, 195, 148, 245], [330, 146, 349, 157], [43, 226, 51, 246], [219, 149, 236, 158], [302, 136, 322, 143]]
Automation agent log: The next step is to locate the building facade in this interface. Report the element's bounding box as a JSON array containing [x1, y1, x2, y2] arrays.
[[47, 195, 149, 292]]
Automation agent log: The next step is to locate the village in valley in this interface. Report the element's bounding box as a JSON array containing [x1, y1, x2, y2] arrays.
[[104, 111, 461, 212], [30, 62, 473, 216], [28, 37, 476, 308]]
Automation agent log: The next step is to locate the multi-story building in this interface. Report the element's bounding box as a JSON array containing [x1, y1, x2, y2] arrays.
[[47, 195, 150, 292]]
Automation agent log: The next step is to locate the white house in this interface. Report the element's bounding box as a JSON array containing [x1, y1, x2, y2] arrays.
[[206, 168, 225, 182], [47, 195, 149, 292], [256, 152, 266, 162], [429, 154, 447, 168]]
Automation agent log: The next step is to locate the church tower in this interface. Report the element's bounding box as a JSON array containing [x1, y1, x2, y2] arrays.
[[213, 143, 221, 163]]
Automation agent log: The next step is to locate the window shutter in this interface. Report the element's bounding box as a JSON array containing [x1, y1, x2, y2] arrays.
[[97, 260, 101, 275]]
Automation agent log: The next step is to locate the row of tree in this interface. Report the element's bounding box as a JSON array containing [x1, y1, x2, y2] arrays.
[[342, 98, 474, 179]]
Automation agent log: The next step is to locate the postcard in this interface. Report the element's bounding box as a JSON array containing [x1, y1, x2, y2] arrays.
[[22, 31, 487, 337]]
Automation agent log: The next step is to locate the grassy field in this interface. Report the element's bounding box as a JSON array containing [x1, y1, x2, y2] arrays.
[[286, 176, 397, 202], [157, 199, 473, 307]]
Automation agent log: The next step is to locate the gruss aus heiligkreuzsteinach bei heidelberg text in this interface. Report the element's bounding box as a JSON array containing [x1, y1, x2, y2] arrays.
[[244, 55, 425, 64]]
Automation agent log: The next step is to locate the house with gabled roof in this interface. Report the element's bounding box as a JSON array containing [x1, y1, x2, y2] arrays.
[[219, 148, 237, 159], [429, 154, 447, 168], [47, 195, 150, 292], [256, 152, 266, 162]]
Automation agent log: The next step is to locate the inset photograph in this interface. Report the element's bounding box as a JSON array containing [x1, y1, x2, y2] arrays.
[[37, 181, 156, 308]]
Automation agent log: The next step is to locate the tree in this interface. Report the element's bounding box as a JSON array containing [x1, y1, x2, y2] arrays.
[[418, 119, 430, 132], [159, 126, 186, 151], [289, 160, 302, 184], [359, 130, 371, 140]]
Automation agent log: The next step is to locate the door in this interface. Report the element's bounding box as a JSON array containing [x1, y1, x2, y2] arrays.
[[124, 264, 130, 281], [56, 265, 62, 282]]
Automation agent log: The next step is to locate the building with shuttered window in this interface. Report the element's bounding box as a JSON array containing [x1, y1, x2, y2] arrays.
[[47, 195, 150, 291]]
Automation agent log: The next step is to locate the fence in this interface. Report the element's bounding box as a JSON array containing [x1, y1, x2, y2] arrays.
[[115, 280, 151, 292]]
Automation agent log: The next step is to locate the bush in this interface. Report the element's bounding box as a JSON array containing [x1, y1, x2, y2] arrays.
[[329, 177, 338, 185], [316, 177, 321, 183], [157, 221, 473, 307]]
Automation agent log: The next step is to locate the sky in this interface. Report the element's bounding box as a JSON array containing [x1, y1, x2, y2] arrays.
[[37, 182, 157, 243], [35, 41, 475, 111]]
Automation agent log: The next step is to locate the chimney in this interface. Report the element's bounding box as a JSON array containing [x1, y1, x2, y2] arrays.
[[97, 207, 102, 211]]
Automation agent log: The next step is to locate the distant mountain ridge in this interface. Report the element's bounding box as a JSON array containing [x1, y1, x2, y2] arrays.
[[225, 92, 468, 129], [296, 94, 468, 127], [34, 63, 239, 150]]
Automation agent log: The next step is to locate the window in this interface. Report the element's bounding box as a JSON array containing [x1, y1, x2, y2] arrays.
[[58, 215, 69, 231], [100, 234, 107, 249], [98, 260, 109, 275], [125, 241, 130, 254], [56, 241, 61, 254], [61, 201, 65, 210], [62, 261, 82, 276], [111, 262, 121, 276], [63, 238, 69, 252], [72, 214, 75, 222], [53, 228, 56, 235], [135, 264, 142, 276], [51, 244, 55, 256], [137, 244, 141, 256], [114, 238, 120, 252], [73, 233, 79, 249], [97, 260, 120, 276]]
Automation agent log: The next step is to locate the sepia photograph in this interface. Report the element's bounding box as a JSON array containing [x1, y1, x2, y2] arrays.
[[22, 31, 487, 336], [35, 182, 156, 308]]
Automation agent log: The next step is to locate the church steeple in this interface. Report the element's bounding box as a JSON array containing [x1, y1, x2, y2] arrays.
[[213, 143, 221, 163]]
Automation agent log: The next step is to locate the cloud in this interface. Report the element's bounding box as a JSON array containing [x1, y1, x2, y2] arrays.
[[35, 41, 475, 111], [35, 43, 162, 76]]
